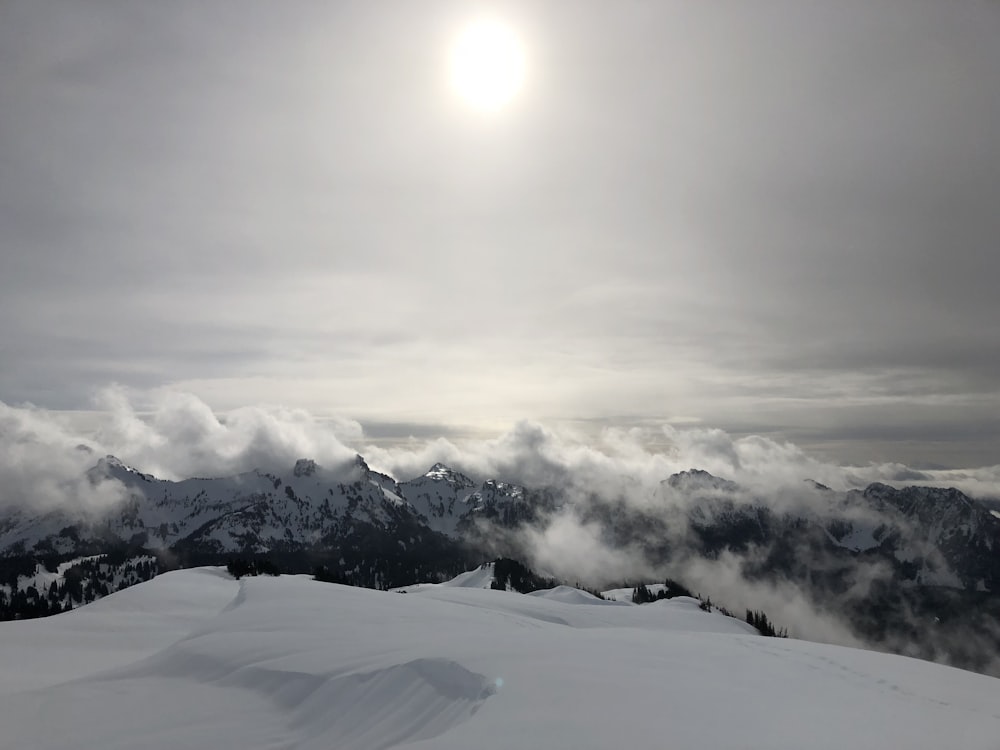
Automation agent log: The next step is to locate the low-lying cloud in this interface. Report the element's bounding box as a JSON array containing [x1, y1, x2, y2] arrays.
[[2, 385, 998, 515]]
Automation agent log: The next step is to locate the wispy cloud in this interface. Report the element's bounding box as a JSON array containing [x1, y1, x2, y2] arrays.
[[3, 387, 997, 512]]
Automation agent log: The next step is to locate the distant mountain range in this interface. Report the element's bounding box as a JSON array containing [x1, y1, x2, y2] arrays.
[[1, 454, 998, 674]]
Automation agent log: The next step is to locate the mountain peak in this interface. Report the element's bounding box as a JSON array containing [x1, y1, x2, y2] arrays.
[[89, 455, 154, 483], [419, 463, 476, 489], [805, 479, 832, 492], [665, 469, 739, 493], [293, 458, 318, 478], [426, 462, 453, 477]]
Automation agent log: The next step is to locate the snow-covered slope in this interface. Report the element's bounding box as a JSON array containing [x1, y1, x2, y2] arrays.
[[394, 561, 500, 592], [1, 569, 998, 750], [0, 553, 157, 615], [0, 567, 236, 697], [602, 582, 674, 602]]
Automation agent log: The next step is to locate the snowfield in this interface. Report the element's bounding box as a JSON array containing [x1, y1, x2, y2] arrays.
[[1, 569, 999, 750]]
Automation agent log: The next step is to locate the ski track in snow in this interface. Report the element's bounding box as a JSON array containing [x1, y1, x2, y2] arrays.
[[1, 568, 1000, 750], [740, 636, 1000, 721]]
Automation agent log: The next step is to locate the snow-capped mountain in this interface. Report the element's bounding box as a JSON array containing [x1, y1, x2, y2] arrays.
[[397, 463, 478, 536], [0, 456, 553, 561], [398, 464, 557, 538], [3, 454, 412, 556], [0, 454, 479, 604], [842, 482, 1000, 588], [655, 471, 1000, 593]]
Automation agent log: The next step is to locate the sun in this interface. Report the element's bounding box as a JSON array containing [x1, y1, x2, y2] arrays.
[[449, 19, 526, 113]]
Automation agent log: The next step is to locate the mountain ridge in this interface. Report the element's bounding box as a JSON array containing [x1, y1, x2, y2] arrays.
[[5, 456, 998, 590]]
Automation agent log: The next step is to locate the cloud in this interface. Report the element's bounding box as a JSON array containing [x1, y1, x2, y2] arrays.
[[679, 552, 868, 648], [0, 387, 366, 515], [4, 386, 997, 515], [521, 511, 655, 585], [0, 401, 129, 515], [90, 386, 362, 480]]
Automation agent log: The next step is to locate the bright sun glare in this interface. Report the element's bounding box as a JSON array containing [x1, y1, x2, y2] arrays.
[[449, 20, 526, 113]]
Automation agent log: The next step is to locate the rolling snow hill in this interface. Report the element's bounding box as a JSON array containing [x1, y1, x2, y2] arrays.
[[1, 568, 999, 750]]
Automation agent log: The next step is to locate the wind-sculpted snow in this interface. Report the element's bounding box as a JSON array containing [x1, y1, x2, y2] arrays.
[[529, 584, 631, 606], [418, 563, 498, 590], [0, 567, 238, 697], [2, 570, 1000, 750], [107, 651, 496, 750]]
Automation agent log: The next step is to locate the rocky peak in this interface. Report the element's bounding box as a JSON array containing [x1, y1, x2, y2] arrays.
[[665, 469, 740, 494], [293, 458, 318, 478], [89, 455, 153, 483], [423, 463, 476, 488]]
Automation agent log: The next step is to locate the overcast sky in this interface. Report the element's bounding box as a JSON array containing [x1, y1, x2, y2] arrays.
[[1, 0, 998, 469]]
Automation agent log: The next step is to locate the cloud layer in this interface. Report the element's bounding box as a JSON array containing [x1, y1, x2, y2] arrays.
[[3, 387, 998, 512], [1, 0, 999, 467]]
